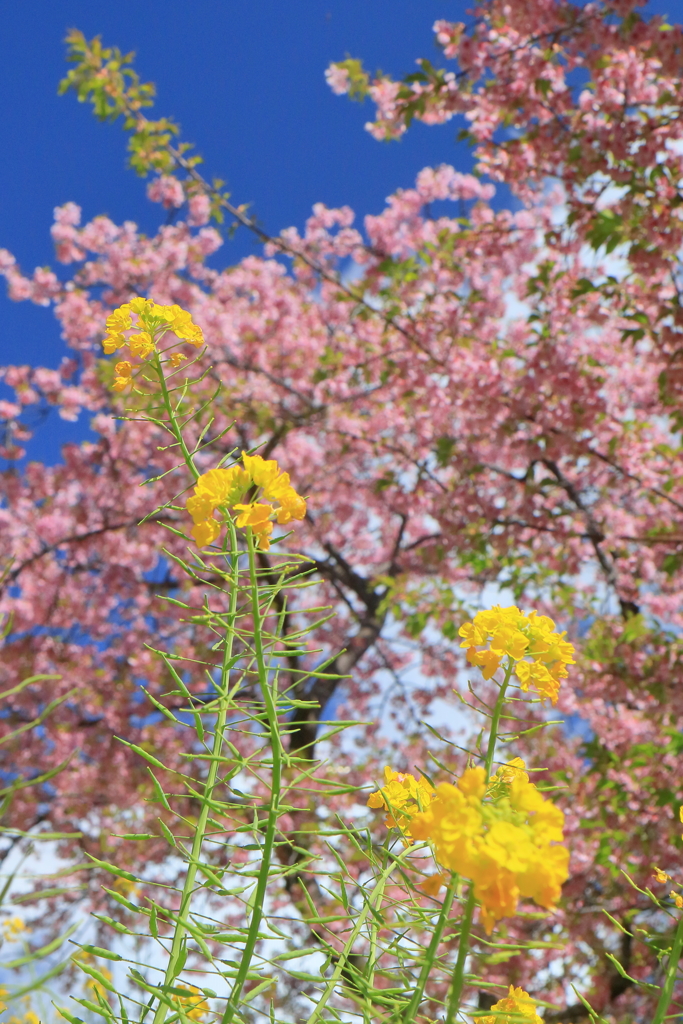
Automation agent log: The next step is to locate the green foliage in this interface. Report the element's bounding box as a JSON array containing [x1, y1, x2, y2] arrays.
[[59, 30, 194, 177], [329, 58, 370, 101]]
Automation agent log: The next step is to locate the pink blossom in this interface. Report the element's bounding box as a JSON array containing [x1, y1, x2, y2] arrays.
[[325, 64, 351, 95], [147, 175, 186, 209], [187, 192, 211, 226]]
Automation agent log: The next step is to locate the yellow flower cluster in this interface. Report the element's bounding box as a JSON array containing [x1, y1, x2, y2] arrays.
[[369, 759, 569, 933], [367, 766, 436, 832], [186, 452, 307, 549], [2, 916, 27, 941], [101, 297, 203, 391], [480, 986, 544, 1024], [458, 606, 575, 704]]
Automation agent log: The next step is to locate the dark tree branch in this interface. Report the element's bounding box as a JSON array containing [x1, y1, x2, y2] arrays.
[[542, 459, 640, 619], [287, 537, 388, 757]]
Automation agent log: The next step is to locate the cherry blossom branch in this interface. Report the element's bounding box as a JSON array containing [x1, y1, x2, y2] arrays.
[[542, 458, 640, 618]]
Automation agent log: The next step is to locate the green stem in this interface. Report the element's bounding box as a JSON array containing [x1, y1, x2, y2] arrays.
[[652, 911, 683, 1024], [442, 656, 515, 1024], [220, 528, 283, 1024], [362, 870, 389, 1024], [445, 888, 476, 1024], [152, 521, 239, 1024], [484, 656, 515, 780], [153, 351, 199, 481], [305, 846, 415, 1024], [400, 874, 458, 1023]]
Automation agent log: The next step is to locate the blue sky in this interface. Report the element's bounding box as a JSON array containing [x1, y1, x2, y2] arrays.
[[0, 0, 674, 464]]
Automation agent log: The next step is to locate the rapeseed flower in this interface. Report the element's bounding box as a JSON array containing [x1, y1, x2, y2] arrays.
[[2, 916, 27, 941], [101, 297, 204, 388], [367, 766, 436, 833], [233, 502, 274, 551], [186, 452, 306, 550], [371, 760, 569, 933], [458, 606, 575, 704], [480, 986, 544, 1024], [490, 756, 528, 785], [174, 984, 210, 1021], [112, 360, 133, 392]]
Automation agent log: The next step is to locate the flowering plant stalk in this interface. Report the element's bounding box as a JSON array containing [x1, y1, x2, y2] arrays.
[[5, 302, 683, 1023]]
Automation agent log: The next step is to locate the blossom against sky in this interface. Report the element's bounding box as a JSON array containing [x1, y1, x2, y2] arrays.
[[0, 0, 673, 465], [1, 4, 467, 361]]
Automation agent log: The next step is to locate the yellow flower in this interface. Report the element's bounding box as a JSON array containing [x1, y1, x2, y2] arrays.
[[458, 605, 575, 704], [672, 890, 683, 910], [458, 765, 487, 799], [105, 305, 132, 334], [515, 659, 561, 705], [420, 872, 448, 896], [410, 782, 484, 875], [379, 760, 568, 933], [490, 625, 529, 660], [275, 487, 307, 524], [186, 465, 250, 546], [112, 360, 134, 392], [173, 984, 210, 1021], [112, 876, 139, 898], [101, 299, 204, 382], [128, 332, 155, 358], [102, 333, 127, 354], [188, 467, 250, 522], [169, 352, 187, 367], [233, 502, 275, 550], [162, 304, 204, 346], [466, 646, 501, 680], [0, 984, 7, 1013], [6, 1014, 41, 1024], [186, 453, 306, 549], [458, 622, 487, 647], [367, 766, 436, 834], [191, 518, 222, 547], [491, 757, 529, 785], [653, 867, 670, 883], [186, 492, 218, 526], [2, 916, 27, 940], [480, 986, 543, 1024], [242, 452, 284, 490]]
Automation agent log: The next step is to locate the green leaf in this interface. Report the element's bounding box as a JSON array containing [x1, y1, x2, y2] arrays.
[[434, 435, 456, 467], [571, 277, 598, 298]]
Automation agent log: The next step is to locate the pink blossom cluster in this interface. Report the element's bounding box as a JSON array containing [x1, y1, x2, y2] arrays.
[[1, 1, 683, 1011]]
